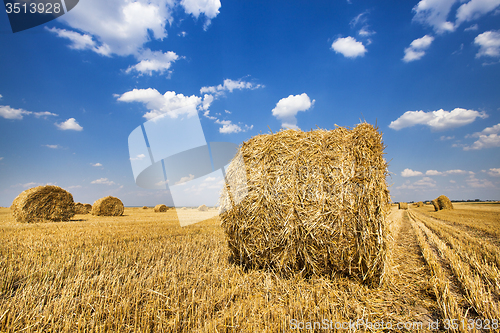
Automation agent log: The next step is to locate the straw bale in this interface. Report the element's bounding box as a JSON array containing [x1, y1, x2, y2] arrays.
[[11, 185, 75, 223], [91, 196, 124, 216], [197, 204, 208, 211], [431, 199, 439, 211], [219, 123, 390, 286], [436, 195, 453, 210], [154, 204, 167, 212], [416, 201, 424, 207], [75, 202, 91, 214], [142, 206, 148, 209], [398, 202, 408, 210]]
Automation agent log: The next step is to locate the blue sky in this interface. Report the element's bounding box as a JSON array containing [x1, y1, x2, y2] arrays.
[[1, 0, 499, 207]]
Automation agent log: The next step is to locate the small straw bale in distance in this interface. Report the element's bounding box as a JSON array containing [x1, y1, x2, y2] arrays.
[[197, 204, 208, 211], [11, 185, 75, 223], [153, 204, 167, 212], [416, 201, 424, 207], [91, 196, 124, 216], [142, 206, 148, 209], [398, 202, 408, 210], [435, 195, 453, 211], [74, 202, 91, 214], [219, 123, 390, 286]]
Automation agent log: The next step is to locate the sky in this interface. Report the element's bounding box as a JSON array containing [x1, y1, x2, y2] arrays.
[[0, 0, 499, 207]]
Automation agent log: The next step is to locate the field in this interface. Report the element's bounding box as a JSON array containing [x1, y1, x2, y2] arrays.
[[0, 203, 499, 332]]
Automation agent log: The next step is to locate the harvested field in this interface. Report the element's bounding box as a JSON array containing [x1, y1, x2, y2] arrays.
[[0, 203, 499, 331]]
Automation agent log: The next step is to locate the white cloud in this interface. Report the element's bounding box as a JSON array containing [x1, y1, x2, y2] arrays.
[[426, 169, 443, 175], [180, 0, 221, 29], [33, 111, 58, 118], [401, 168, 423, 177], [403, 35, 435, 62], [204, 177, 216, 181], [55, 118, 83, 131], [125, 50, 180, 76], [456, 0, 500, 26], [463, 134, 500, 150], [466, 123, 500, 137], [466, 175, 495, 188], [91, 178, 116, 185], [46, 27, 111, 56], [200, 78, 263, 96], [412, 0, 457, 34], [389, 108, 488, 130], [464, 23, 479, 31], [0, 105, 31, 120], [175, 174, 195, 185], [0, 94, 2, 99], [486, 168, 500, 176], [0, 157, 3, 161], [130, 154, 146, 161], [215, 119, 253, 134], [331, 36, 367, 58], [225, 110, 231, 114], [272, 93, 315, 129], [396, 176, 437, 189], [446, 169, 469, 175], [117, 88, 202, 120], [92, 163, 103, 167], [44, 144, 61, 149], [155, 180, 169, 186], [474, 30, 500, 58], [440, 135, 455, 140], [67, 185, 82, 189]]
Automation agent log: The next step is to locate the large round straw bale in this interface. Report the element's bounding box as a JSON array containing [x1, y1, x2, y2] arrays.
[[431, 199, 439, 211], [398, 202, 408, 210], [436, 195, 453, 210], [91, 196, 124, 216], [142, 206, 148, 209], [197, 204, 208, 211], [74, 202, 91, 214], [11, 185, 75, 223], [154, 204, 167, 212], [219, 123, 390, 286], [416, 201, 424, 207]]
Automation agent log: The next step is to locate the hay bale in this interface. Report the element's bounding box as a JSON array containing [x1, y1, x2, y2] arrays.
[[91, 196, 124, 216], [219, 123, 390, 285], [425, 201, 431, 205], [431, 199, 439, 211], [10, 185, 75, 223], [75, 202, 91, 214], [142, 206, 148, 209], [154, 204, 167, 212], [181, 207, 188, 210], [398, 202, 408, 210], [416, 201, 424, 207], [436, 195, 453, 210], [197, 204, 208, 211]]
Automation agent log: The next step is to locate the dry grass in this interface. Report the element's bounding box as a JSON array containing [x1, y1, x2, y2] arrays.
[[219, 123, 390, 286]]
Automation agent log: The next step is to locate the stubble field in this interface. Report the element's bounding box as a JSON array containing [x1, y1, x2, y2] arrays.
[[0, 202, 499, 332]]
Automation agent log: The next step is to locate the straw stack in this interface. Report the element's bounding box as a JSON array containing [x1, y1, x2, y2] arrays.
[[219, 123, 390, 286], [91, 196, 124, 216], [434, 195, 453, 211], [154, 204, 167, 212], [398, 202, 408, 210], [197, 204, 208, 211]]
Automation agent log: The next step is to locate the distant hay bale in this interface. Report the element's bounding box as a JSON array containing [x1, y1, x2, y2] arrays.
[[398, 202, 408, 210], [142, 206, 148, 209], [425, 201, 431, 205], [197, 204, 208, 211], [219, 123, 390, 286], [436, 195, 453, 210], [416, 201, 424, 207], [154, 204, 167, 212], [10, 185, 75, 223], [91, 196, 124, 216], [181, 207, 188, 210], [74, 202, 91, 214]]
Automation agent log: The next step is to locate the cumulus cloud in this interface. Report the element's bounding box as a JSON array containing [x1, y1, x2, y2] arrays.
[[46, 27, 111, 56], [403, 35, 435, 62], [485, 168, 500, 176], [200, 78, 263, 96], [461, 122, 500, 150], [331, 36, 367, 58], [426, 169, 443, 176], [425, 169, 472, 176], [175, 173, 195, 185], [130, 154, 146, 161], [91, 178, 115, 185], [466, 175, 495, 188], [271, 93, 315, 129], [396, 177, 437, 189], [92, 163, 103, 167], [215, 119, 253, 134], [126, 50, 180, 76], [389, 108, 488, 131], [412, 0, 457, 34], [456, 0, 500, 26], [464, 23, 479, 31], [474, 30, 500, 58], [181, 0, 221, 29], [0, 105, 31, 120], [401, 168, 423, 177], [117, 88, 202, 120], [55, 118, 83, 131]]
